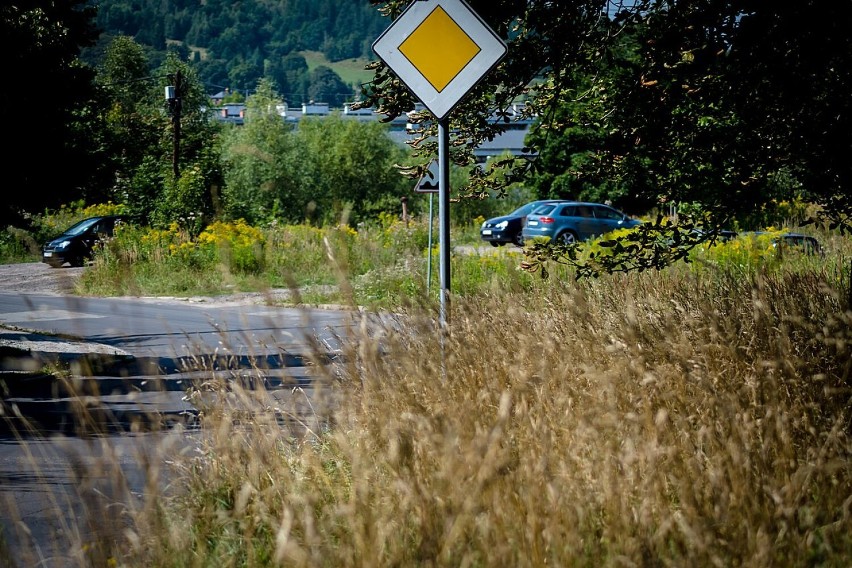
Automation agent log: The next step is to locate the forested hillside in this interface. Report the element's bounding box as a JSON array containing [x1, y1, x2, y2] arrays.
[[83, 0, 386, 105]]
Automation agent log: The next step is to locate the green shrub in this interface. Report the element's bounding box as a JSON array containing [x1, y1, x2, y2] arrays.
[[0, 227, 38, 263], [0, 201, 128, 263], [30, 201, 127, 245], [77, 213, 852, 313], [688, 228, 829, 276], [79, 222, 221, 296], [197, 220, 266, 275]]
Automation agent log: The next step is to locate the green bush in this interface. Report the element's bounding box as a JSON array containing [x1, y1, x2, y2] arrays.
[[30, 201, 127, 245], [0, 227, 38, 263], [197, 220, 266, 275], [0, 201, 128, 264], [76, 212, 852, 313]]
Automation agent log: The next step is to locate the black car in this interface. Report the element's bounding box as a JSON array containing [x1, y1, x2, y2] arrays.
[[42, 215, 127, 267], [744, 231, 823, 256], [692, 228, 739, 242], [480, 200, 565, 247], [769, 232, 824, 256]]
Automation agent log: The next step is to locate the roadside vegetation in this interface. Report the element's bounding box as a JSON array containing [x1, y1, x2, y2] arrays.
[[141, 264, 852, 566], [4, 0, 852, 564], [5, 200, 852, 566], [5, 221, 850, 566], [2, 198, 846, 310]]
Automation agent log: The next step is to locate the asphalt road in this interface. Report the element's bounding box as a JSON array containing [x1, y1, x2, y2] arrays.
[[0, 277, 359, 566], [0, 290, 359, 439], [0, 291, 351, 358]]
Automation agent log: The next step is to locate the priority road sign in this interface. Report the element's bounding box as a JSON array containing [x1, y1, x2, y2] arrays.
[[372, 0, 508, 120]]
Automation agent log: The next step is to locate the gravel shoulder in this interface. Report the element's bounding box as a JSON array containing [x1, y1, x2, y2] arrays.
[[0, 262, 339, 355], [0, 262, 85, 295], [0, 262, 344, 308], [0, 263, 125, 354]]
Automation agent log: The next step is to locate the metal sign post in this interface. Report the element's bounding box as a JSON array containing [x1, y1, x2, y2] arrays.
[[427, 192, 434, 294], [373, 0, 507, 326], [437, 120, 451, 326], [414, 161, 440, 294]]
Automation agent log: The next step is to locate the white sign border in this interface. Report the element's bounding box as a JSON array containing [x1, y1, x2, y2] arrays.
[[414, 160, 440, 193], [372, 0, 507, 120]]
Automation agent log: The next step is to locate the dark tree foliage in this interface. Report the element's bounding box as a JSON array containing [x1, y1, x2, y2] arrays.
[[91, 0, 388, 97], [133, 54, 223, 230], [524, 28, 656, 215], [92, 35, 162, 208], [361, 0, 852, 276], [585, 0, 852, 231], [85, 37, 222, 230], [279, 54, 312, 103], [728, 1, 852, 227], [0, 0, 101, 228], [308, 67, 353, 108]]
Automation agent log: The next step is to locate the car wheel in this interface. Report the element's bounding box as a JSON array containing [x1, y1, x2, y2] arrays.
[[513, 232, 525, 247], [557, 231, 578, 244], [490, 241, 503, 247]]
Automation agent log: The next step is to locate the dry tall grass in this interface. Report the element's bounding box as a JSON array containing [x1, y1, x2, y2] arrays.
[[94, 264, 851, 566]]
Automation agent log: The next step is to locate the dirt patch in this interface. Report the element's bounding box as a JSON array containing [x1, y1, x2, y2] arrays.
[[0, 263, 345, 309], [0, 262, 84, 295]]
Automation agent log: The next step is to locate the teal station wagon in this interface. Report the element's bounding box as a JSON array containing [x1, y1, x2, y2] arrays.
[[522, 201, 642, 244]]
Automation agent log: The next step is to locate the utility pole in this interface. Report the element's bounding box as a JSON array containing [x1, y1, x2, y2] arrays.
[[165, 70, 182, 179]]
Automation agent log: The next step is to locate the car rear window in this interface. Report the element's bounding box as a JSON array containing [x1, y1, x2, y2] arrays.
[[512, 202, 539, 217], [549, 205, 571, 216], [532, 204, 557, 215]]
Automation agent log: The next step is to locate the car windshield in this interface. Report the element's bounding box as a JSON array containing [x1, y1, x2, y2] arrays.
[[63, 218, 101, 236], [510, 202, 544, 217]]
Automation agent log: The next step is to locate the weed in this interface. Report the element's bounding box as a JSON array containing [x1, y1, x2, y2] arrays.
[[93, 264, 851, 566], [5, 214, 852, 566]]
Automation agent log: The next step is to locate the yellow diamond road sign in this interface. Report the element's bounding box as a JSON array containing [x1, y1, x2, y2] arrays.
[[373, 0, 507, 120], [399, 6, 481, 93]]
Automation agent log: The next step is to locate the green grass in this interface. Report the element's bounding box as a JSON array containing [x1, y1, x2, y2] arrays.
[[73, 217, 554, 310], [73, 216, 851, 310], [299, 50, 375, 88]]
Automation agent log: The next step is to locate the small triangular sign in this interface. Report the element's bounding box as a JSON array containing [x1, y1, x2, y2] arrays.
[[414, 161, 440, 193]]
